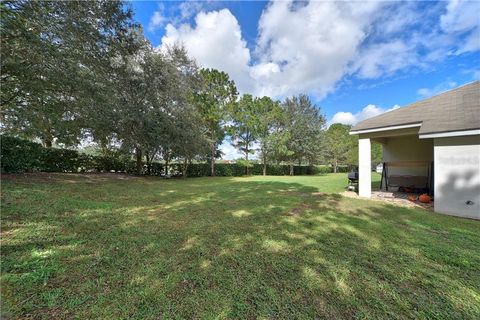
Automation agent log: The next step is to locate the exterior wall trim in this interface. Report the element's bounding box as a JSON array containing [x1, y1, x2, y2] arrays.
[[419, 129, 480, 139], [349, 123, 422, 135]]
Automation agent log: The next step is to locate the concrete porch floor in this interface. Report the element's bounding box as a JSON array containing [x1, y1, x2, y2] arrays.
[[341, 190, 434, 211]]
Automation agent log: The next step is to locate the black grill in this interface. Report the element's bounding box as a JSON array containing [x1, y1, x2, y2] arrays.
[[348, 171, 358, 182]]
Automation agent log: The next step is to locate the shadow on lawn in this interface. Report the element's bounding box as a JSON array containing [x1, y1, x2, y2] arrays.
[[2, 175, 480, 319]]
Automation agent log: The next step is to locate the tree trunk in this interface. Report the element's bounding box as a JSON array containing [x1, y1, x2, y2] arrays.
[[245, 146, 249, 176], [182, 158, 188, 179], [289, 163, 294, 176], [145, 151, 151, 175], [165, 154, 169, 176], [43, 138, 52, 148], [334, 159, 338, 173], [211, 143, 216, 177], [262, 153, 267, 176], [135, 147, 142, 175], [100, 143, 109, 156]]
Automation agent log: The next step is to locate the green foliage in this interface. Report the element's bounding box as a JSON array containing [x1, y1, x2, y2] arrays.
[[0, 1, 209, 173], [325, 125, 383, 168], [255, 96, 283, 171], [228, 95, 257, 155], [1, 0, 138, 146], [371, 142, 383, 163], [106, 42, 205, 174], [280, 95, 326, 166], [0, 135, 88, 173], [196, 69, 238, 135], [324, 123, 358, 171], [40, 148, 84, 172], [0, 0, 347, 175], [0, 0, 354, 178], [1, 136, 342, 176], [195, 68, 238, 176], [0, 136, 146, 174], [235, 158, 254, 171], [0, 136, 44, 172], [228, 95, 285, 175]]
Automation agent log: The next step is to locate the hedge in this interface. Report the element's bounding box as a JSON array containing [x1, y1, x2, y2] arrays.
[[1, 135, 349, 176]]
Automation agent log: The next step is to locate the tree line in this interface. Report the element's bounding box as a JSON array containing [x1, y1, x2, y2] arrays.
[[1, 1, 377, 176]]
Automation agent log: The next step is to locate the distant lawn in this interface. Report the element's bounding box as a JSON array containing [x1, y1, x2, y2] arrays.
[[1, 173, 479, 319], [246, 172, 381, 193]]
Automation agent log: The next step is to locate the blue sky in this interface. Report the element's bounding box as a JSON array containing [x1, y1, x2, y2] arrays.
[[130, 0, 479, 158]]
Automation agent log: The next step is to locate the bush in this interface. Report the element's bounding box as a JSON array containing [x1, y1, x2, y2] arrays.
[[41, 147, 80, 172], [185, 163, 210, 177], [1, 136, 347, 176], [1, 136, 44, 172]]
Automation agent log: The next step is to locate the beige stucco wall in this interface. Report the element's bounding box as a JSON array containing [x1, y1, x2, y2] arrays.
[[434, 135, 480, 219], [381, 136, 433, 188], [383, 135, 433, 162]]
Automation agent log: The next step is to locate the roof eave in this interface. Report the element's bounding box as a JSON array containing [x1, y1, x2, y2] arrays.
[[419, 129, 480, 139], [349, 122, 422, 135]]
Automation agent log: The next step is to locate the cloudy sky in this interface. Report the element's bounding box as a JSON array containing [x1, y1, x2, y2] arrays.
[[131, 0, 479, 159]]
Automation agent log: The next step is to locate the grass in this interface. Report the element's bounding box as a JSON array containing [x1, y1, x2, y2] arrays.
[[1, 173, 479, 319]]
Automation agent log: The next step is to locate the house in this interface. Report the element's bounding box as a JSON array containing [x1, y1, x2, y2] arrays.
[[350, 81, 480, 220]]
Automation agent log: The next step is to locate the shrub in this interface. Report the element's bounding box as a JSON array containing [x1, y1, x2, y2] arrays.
[[1, 136, 346, 176], [41, 147, 80, 172], [1, 136, 44, 172]]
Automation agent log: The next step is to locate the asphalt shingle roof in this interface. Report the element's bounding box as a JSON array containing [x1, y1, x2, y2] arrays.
[[351, 81, 480, 135]]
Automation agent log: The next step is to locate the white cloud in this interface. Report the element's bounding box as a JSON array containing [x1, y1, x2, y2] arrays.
[[474, 70, 480, 80], [350, 2, 437, 79], [219, 139, 259, 160], [149, 1, 208, 31], [440, 0, 480, 53], [178, 1, 205, 21], [350, 0, 480, 79], [158, 1, 479, 99], [219, 141, 243, 160], [417, 81, 457, 98], [353, 40, 418, 79], [329, 112, 357, 126], [441, 0, 477, 32], [159, 2, 385, 97], [373, 1, 421, 35], [148, 6, 165, 32], [440, 0, 480, 54], [330, 104, 401, 126], [161, 9, 254, 93], [252, 1, 382, 98], [461, 67, 480, 81]]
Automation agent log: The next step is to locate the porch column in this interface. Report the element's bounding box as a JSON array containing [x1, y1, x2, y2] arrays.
[[358, 138, 371, 197]]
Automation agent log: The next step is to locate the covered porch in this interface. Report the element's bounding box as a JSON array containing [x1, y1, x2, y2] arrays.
[[354, 124, 433, 198], [349, 82, 479, 219]]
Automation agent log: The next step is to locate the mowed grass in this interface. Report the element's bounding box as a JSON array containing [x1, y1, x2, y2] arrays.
[[1, 173, 479, 319]]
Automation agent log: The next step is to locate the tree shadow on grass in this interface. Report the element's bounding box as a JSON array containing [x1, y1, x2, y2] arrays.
[[1, 175, 480, 319]]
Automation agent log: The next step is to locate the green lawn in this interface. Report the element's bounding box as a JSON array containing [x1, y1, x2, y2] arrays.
[[1, 173, 479, 319]]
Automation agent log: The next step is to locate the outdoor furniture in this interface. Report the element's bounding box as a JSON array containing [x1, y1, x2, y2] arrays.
[[380, 161, 433, 195], [347, 171, 359, 191]]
